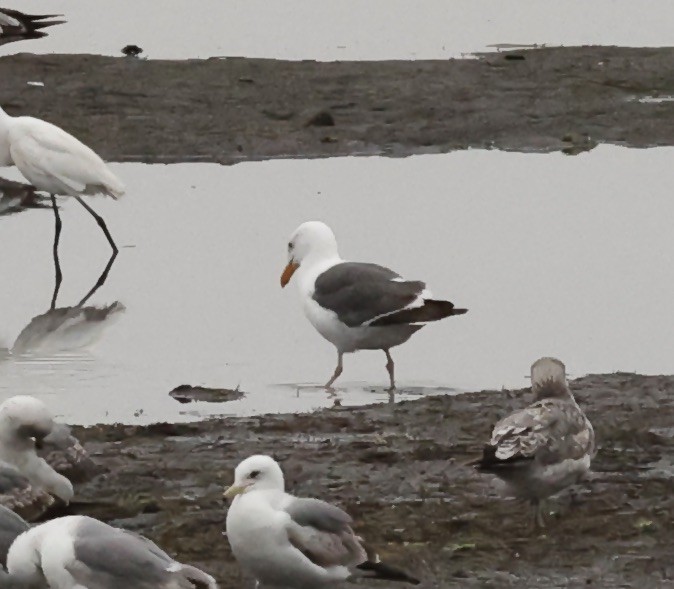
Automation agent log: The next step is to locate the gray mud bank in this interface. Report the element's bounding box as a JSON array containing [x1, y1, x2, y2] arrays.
[[69, 373, 674, 588], [2, 46, 674, 164]]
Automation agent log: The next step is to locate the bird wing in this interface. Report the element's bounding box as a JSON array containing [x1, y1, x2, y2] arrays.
[[312, 262, 428, 327], [282, 496, 367, 569], [66, 518, 217, 589], [9, 118, 124, 198], [488, 399, 593, 466], [0, 462, 55, 521]]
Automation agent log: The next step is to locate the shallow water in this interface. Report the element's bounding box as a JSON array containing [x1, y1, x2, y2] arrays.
[[0, 145, 673, 424], [7, 0, 674, 61]]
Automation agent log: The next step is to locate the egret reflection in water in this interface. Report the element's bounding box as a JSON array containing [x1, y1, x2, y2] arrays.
[[11, 240, 124, 356]]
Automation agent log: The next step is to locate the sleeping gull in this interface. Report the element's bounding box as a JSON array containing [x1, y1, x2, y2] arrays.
[[6, 515, 218, 588], [281, 221, 467, 390], [471, 357, 596, 528], [0, 396, 74, 509], [224, 454, 420, 588]]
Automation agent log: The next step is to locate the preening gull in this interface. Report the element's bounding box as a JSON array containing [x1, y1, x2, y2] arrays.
[[6, 515, 218, 589], [0, 505, 28, 568], [224, 455, 420, 588], [0, 461, 55, 522], [281, 221, 467, 390], [472, 357, 596, 528], [0, 396, 74, 510]]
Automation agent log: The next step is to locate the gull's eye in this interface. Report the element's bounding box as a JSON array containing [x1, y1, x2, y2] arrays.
[[249, 470, 261, 479], [288, 242, 293, 251]]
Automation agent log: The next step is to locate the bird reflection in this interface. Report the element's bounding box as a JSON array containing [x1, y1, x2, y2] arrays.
[[11, 244, 124, 356], [0, 7, 64, 46]]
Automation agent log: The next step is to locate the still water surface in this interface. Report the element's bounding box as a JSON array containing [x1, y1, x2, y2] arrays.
[[0, 146, 672, 424], [7, 1, 674, 61]]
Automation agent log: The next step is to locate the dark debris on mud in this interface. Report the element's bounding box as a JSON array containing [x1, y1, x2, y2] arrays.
[[2, 47, 674, 164], [68, 373, 674, 589]]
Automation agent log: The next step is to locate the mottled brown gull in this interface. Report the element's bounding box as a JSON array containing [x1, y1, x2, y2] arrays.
[[472, 357, 596, 527]]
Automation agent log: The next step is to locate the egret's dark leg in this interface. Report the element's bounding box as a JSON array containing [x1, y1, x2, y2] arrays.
[[50, 194, 62, 309], [74, 196, 118, 254], [384, 349, 396, 391], [77, 251, 117, 307], [325, 352, 344, 389], [532, 499, 546, 529]]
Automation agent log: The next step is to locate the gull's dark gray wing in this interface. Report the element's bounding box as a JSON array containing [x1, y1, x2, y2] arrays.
[[313, 262, 425, 327], [0, 505, 28, 567]]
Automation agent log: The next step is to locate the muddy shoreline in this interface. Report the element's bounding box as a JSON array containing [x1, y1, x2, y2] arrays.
[[2, 47, 674, 165], [65, 372, 674, 588]]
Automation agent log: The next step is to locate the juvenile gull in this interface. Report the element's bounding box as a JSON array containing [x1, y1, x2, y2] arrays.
[[472, 357, 596, 528], [6, 515, 218, 588], [0, 396, 74, 510], [224, 454, 420, 588], [281, 221, 467, 390]]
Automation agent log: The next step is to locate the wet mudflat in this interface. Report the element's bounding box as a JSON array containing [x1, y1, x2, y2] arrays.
[[3, 46, 674, 164], [70, 372, 674, 588]]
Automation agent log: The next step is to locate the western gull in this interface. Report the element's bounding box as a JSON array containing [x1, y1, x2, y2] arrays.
[[471, 357, 596, 528], [6, 515, 218, 588], [224, 454, 420, 588], [0, 396, 74, 512], [280, 221, 467, 390]]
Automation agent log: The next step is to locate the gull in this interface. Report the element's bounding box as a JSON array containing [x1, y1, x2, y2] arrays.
[[0, 8, 64, 46], [224, 454, 420, 588], [280, 221, 467, 390], [0, 461, 56, 522], [0, 396, 74, 510], [0, 105, 125, 290], [471, 357, 596, 528], [6, 515, 218, 588], [0, 505, 28, 568]]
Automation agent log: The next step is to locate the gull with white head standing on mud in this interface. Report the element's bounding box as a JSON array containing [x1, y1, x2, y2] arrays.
[[281, 221, 467, 390], [224, 454, 420, 588], [472, 357, 596, 528]]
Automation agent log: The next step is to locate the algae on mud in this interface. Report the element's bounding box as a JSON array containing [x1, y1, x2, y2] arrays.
[[68, 372, 674, 588], [2, 47, 674, 165]]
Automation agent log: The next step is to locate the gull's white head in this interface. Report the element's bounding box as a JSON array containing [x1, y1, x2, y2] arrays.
[[0, 395, 54, 441], [280, 221, 339, 287], [223, 455, 285, 499], [530, 357, 570, 400]]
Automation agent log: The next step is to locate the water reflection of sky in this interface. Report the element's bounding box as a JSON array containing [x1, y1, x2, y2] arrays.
[[6, 1, 674, 61], [0, 145, 672, 425]]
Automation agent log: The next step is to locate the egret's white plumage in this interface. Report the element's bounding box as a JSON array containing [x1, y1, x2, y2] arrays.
[[224, 455, 419, 589], [6, 515, 218, 589], [0, 106, 124, 253], [280, 221, 467, 390]]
